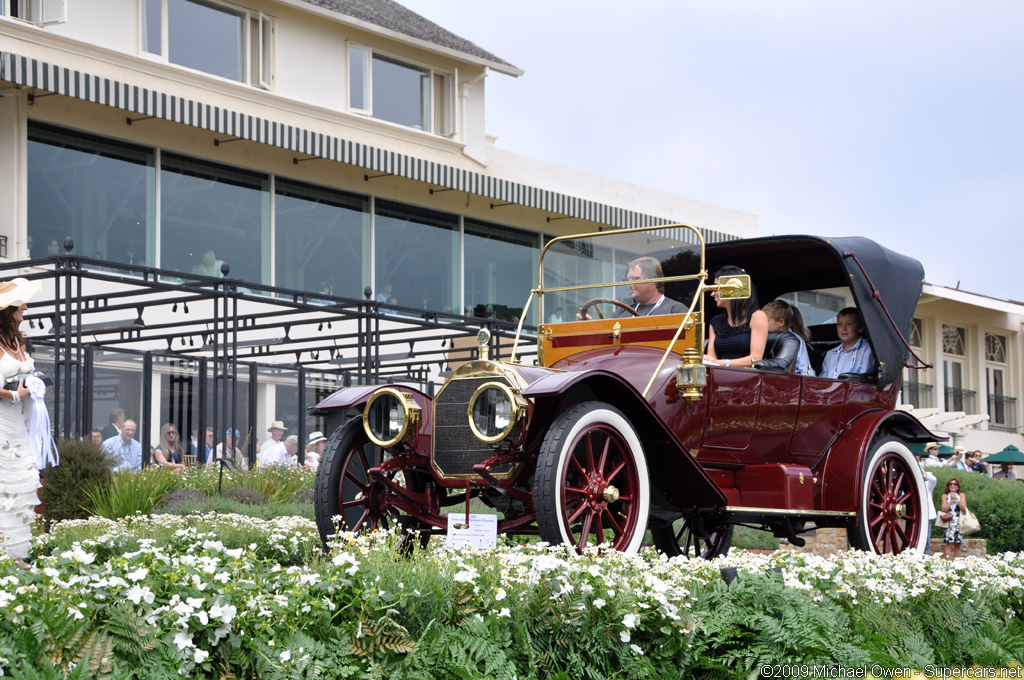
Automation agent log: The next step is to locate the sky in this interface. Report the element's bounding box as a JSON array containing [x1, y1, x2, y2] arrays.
[[399, 1, 1024, 302]]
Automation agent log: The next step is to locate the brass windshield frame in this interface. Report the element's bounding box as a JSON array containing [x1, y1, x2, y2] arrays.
[[509, 223, 710, 398]]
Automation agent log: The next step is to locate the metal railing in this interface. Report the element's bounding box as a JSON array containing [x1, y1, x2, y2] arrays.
[[987, 394, 1018, 432], [900, 381, 934, 409], [945, 387, 977, 414]]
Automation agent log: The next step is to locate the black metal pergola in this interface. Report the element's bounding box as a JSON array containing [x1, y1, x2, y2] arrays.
[[3, 248, 535, 466]]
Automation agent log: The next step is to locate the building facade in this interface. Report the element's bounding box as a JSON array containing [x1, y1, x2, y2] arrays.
[[0, 0, 755, 455]]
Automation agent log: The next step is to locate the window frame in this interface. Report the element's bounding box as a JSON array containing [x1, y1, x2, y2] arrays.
[[347, 41, 456, 137], [2, 0, 66, 24], [139, 0, 275, 90]]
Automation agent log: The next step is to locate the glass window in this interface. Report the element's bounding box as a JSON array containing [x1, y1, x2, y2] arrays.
[[349, 46, 445, 133], [27, 122, 155, 267], [168, 0, 244, 81], [943, 324, 965, 356], [141, 0, 162, 55], [985, 333, 1007, 363], [464, 219, 538, 323], [372, 54, 431, 131], [349, 46, 369, 111], [909, 318, 923, 349], [375, 200, 458, 314], [275, 179, 370, 299], [160, 153, 268, 284]]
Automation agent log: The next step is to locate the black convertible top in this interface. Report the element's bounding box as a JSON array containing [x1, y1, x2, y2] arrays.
[[700, 235, 924, 385]]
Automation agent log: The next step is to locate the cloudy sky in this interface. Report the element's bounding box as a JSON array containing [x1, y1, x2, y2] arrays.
[[401, 0, 1023, 302]]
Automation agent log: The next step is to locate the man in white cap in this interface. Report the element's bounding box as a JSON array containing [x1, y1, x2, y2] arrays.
[[922, 442, 944, 468], [283, 434, 300, 466], [259, 420, 289, 466], [305, 431, 327, 470]]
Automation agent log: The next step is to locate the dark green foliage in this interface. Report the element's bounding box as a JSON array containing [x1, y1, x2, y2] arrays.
[[930, 466, 1024, 552], [222, 485, 267, 505], [39, 439, 115, 524]]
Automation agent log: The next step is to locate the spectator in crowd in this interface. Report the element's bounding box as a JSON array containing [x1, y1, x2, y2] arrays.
[[259, 420, 289, 466], [153, 423, 186, 472], [214, 428, 246, 470], [915, 449, 938, 555], [305, 431, 327, 471], [947, 447, 968, 471], [548, 307, 564, 324], [101, 419, 141, 471], [967, 451, 988, 474], [101, 408, 125, 441], [90, 428, 103, 445], [376, 283, 392, 303], [820, 307, 875, 379], [46, 239, 60, 257], [993, 464, 1018, 481], [284, 434, 300, 466], [191, 249, 225, 278], [940, 477, 968, 560], [922, 442, 945, 467]]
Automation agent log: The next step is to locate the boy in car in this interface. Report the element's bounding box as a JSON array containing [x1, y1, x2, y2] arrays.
[[821, 307, 875, 379]]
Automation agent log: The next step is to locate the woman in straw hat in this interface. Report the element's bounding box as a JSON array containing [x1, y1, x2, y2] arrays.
[[0, 277, 42, 566]]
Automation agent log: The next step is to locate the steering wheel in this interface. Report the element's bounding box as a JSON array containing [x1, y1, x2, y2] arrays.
[[578, 298, 640, 319]]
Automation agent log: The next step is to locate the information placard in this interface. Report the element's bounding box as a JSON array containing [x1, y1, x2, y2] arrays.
[[445, 513, 498, 550]]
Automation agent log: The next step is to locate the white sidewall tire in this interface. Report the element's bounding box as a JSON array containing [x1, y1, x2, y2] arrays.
[[858, 438, 928, 555], [551, 407, 650, 554]]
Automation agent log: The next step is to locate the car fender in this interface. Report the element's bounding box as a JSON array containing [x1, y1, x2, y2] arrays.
[[312, 384, 434, 447], [818, 409, 945, 512], [523, 370, 727, 513]]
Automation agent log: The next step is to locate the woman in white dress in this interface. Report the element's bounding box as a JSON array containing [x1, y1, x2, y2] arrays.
[[0, 278, 42, 566]]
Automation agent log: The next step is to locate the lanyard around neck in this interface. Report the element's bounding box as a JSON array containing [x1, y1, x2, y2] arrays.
[[636, 295, 665, 316]]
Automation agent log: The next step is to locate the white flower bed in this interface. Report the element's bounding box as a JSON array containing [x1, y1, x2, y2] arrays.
[[1, 513, 1022, 676]]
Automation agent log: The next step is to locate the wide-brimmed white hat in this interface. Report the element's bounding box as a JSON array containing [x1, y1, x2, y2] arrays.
[[925, 442, 940, 450], [284, 434, 299, 445], [267, 420, 288, 432], [308, 431, 327, 446], [0, 278, 41, 310]]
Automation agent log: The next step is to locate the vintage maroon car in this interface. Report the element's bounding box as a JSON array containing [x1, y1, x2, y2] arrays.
[[313, 224, 938, 557]]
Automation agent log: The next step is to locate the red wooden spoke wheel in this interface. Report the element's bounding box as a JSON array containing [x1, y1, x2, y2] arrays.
[[535, 402, 650, 553], [314, 418, 428, 546], [848, 436, 928, 555]]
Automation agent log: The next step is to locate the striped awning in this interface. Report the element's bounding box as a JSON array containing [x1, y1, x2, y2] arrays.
[[0, 50, 733, 245]]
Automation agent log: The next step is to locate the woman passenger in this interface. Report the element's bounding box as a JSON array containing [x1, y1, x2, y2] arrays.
[[154, 422, 186, 472], [704, 265, 768, 368], [763, 300, 814, 375]]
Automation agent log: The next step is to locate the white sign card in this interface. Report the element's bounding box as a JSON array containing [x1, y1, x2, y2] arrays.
[[445, 512, 498, 550]]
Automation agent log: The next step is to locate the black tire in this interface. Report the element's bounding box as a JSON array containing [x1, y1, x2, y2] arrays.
[[534, 401, 650, 553], [313, 417, 431, 548], [651, 516, 734, 559], [847, 436, 928, 555]]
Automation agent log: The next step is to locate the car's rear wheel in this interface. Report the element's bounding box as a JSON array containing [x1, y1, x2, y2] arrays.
[[534, 402, 650, 553], [847, 436, 928, 555], [651, 516, 733, 559], [313, 417, 428, 547]]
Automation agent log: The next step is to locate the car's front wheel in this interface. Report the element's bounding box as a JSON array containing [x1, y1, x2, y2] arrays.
[[534, 402, 650, 553], [847, 436, 928, 555]]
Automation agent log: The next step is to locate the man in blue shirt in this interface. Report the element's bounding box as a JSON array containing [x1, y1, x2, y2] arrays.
[[101, 419, 142, 471], [821, 307, 875, 379]]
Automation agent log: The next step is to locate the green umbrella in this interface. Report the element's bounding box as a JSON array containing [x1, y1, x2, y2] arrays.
[[981, 445, 1024, 465], [907, 442, 955, 458]]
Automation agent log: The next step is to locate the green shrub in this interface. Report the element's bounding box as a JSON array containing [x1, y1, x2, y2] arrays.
[[152, 495, 314, 520], [222, 486, 267, 505], [929, 465, 1024, 552], [39, 439, 116, 524], [226, 465, 314, 504], [84, 466, 183, 519]]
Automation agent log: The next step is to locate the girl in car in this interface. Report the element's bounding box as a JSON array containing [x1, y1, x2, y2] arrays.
[[763, 300, 814, 375]]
